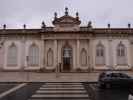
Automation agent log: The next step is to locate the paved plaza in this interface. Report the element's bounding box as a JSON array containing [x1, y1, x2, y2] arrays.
[[0, 71, 132, 82], [0, 72, 98, 82]]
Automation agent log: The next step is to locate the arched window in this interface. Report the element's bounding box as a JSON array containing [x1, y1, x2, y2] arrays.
[[28, 44, 39, 66], [117, 42, 127, 65], [47, 48, 53, 66], [7, 43, 18, 66], [95, 42, 105, 65], [80, 48, 87, 66]]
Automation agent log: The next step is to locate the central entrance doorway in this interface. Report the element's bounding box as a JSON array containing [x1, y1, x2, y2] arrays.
[[62, 45, 72, 72]]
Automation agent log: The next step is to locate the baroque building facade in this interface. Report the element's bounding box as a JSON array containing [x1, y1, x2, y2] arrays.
[[0, 8, 133, 72]]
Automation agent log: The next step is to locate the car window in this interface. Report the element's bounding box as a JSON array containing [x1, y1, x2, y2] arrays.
[[106, 74, 111, 77], [104, 73, 130, 78], [118, 73, 130, 78], [111, 73, 118, 78]]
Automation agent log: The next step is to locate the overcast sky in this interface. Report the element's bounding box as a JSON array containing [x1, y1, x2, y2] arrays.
[[0, 0, 133, 28]]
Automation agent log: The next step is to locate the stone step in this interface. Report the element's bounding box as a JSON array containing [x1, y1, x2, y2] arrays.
[[45, 83, 82, 85], [36, 90, 87, 94], [31, 94, 89, 98], [29, 82, 90, 100], [39, 88, 85, 91], [43, 84, 83, 86], [39, 87, 84, 90], [29, 98, 90, 100], [36, 93, 87, 95], [41, 85, 83, 88], [44, 83, 83, 85]]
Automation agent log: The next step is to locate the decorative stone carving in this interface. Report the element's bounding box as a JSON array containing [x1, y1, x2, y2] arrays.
[[41, 21, 46, 29], [128, 23, 131, 28], [87, 21, 92, 28], [23, 24, 26, 29], [3, 24, 6, 29], [52, 7, 81, 31]]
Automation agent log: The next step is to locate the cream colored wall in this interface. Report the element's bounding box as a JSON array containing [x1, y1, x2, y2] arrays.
[[25, 39, 42, 70], [93, 39, 110, 70], [111, 39, 131, 70], [44, 40, 55, 70], [130, 43, 133, 68], [92, 38, 131, 70], [0, 35, 132, 71], [44, 39, 77, 70], [3, 39, 42, 70], [4, 40, 22, 70], [54, 25, 80, 31], [57, 40, 77, 70], [79, 40, 90, 70], [0, 46, 4, 69]]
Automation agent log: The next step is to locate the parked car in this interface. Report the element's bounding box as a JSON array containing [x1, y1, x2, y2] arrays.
[[98, 71, 133, 89]]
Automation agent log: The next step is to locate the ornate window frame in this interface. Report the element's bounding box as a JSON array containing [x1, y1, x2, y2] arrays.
[[28, 43, 39, 66], [7, 42, 18, 66], [95, 42, 105, 65], [117, 41, 127, 65]]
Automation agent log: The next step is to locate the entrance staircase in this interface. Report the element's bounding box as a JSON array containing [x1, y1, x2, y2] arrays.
[[29, 82, 90, 100]]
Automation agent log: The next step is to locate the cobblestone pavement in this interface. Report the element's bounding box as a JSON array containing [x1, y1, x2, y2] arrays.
[[0, 71, 132, 82]]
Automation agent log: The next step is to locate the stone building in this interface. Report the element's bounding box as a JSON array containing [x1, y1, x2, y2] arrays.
[[0, 8, 133, 72]]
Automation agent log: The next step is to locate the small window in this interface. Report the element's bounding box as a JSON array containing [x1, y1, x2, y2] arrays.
[[117, 42, 126, 57], [28, 44, 39, 66], [117, 42, 127, 65], [7, 43, 18, 66], [95, 42, 105, 65]]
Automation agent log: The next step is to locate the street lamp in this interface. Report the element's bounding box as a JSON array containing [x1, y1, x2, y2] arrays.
[[56, 63, 61, 78], [56, 63, 59, 78], [26, 56, 30, 82]]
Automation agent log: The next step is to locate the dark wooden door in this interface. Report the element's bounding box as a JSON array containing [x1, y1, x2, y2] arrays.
[[62, 46, 72, 72]]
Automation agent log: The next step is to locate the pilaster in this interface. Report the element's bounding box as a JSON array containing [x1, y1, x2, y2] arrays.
[[21, 36, 26, 70], [89, 38, 94, 71], [108, 39, 113, 69], [40, 40, 44, 69], [54, 39, 58, 68], [77, 39, 80, 68], [43, 40, 46, 69], [129, 40, 133, 68]]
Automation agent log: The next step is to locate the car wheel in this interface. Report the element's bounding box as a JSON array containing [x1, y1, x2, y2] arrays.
[[106, 83, 111, 89], [101, 84, 106, 89]]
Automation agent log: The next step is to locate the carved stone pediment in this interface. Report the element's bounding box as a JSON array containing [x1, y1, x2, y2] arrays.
[[52, 8, 81, 31], [53, 15, 81, 25], [60, 17, 73, 23]]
